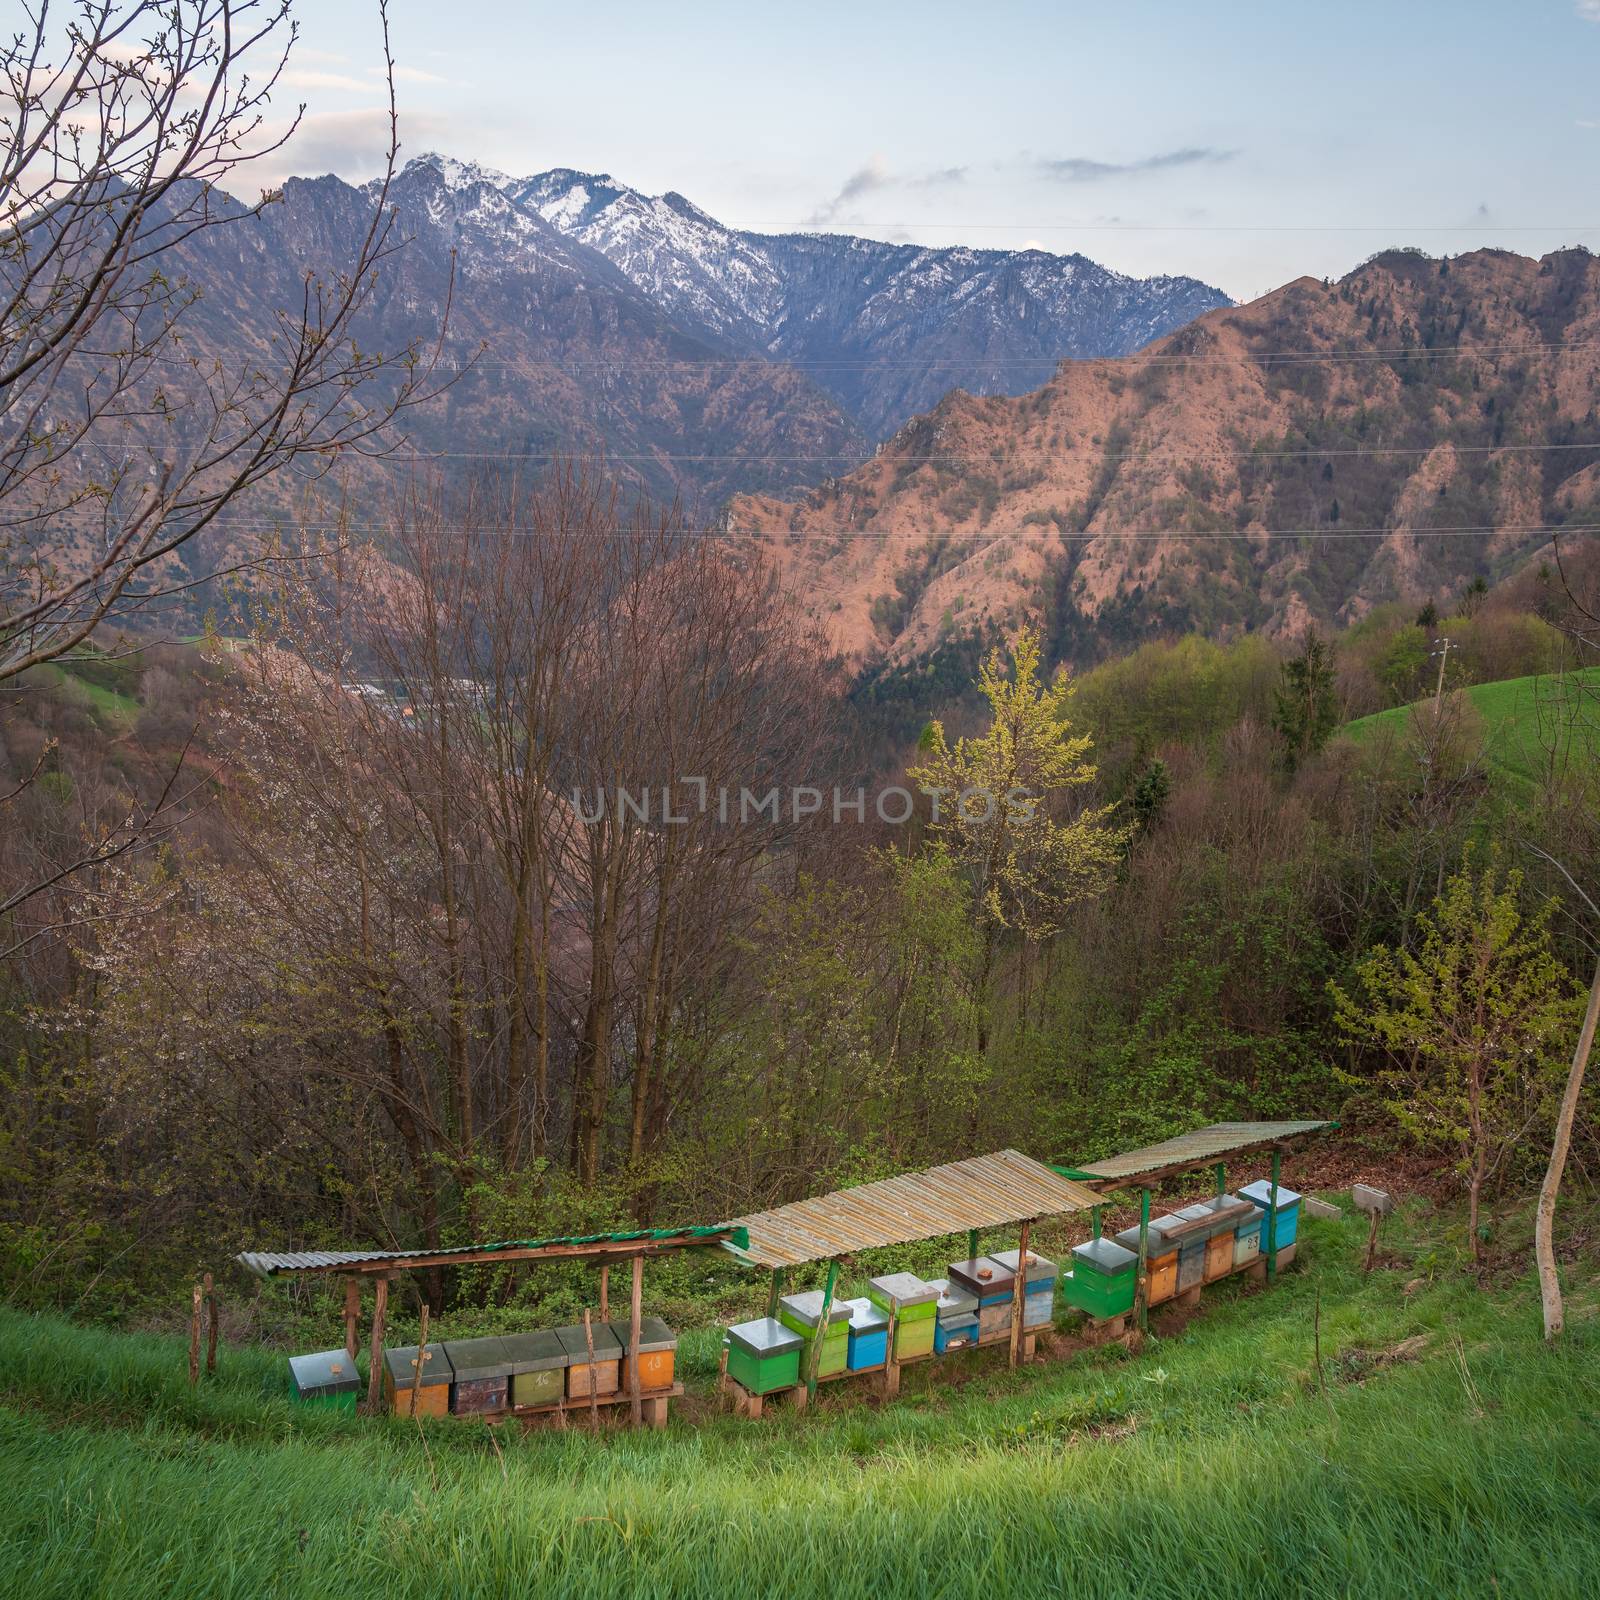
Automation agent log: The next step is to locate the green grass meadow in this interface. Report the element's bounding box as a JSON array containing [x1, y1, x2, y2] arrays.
[[1342, 666, 1600, 787], [2, 1206, 1597, 1598]]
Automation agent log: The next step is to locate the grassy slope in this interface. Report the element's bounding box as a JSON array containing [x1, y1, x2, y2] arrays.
[[24, 662, 142, 730], [1, 1207, 1597, 1599], [1342, 667, 1600, 785]]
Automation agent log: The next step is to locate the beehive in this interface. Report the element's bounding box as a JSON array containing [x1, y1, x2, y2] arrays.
[[443, 1336, 512, 1416], [1239, 1179, 1303, 1257], [928, 1277, 979, 1353], [1115, 1222, 1179, 1305], [839, 1297, 890, 1370], [557, 1322, 622, 1398], [1170, 1204, 1220, 1291], [383, 1343, 454, 1417], [778, 1290, 851, 1377], [991, 1247, 1057, 1328], [499, 1329, 568, 1409], [866, 1273, 938, 1360], [1233, 1206, 1263, 1267], [1064, 1236, 1137, 1320], [946, 1256, 1015, 1307], [287, 1349, 361, 1414], [724, 1317, 804, 1394], [612, 1316, 678, 1392]]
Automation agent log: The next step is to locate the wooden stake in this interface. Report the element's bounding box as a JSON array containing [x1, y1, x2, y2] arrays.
[[204, 1271, 218, 1374], [582, 1309, 599, 1431], [365, 1277, 389, 1412], [343, 1278, 361, 1359], [410, 1303, 430, 1418], [1364, 1208, 1382, 1273], [1009, 1221, 1031, 1367], [188, 1282, 201, 1386], [806, 1259, 838, 1401], [1266, 1148, 1282, 1283], [1136, 1188, 1152, 1336], [628, 1253, 643, 1428], [599, 1264, 610, 1321]]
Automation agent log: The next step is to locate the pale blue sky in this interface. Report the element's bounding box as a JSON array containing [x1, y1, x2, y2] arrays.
[[248, 0, 1600, 298]]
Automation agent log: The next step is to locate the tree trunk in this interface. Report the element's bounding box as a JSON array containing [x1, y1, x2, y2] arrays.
[[1536, 951, 1600, 1340]]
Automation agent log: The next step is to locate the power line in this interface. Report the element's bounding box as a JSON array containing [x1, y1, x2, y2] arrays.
[[153, 519, 1598, 544], [378, 440, 1600, 466]]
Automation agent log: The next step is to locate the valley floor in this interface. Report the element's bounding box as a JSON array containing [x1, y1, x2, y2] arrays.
[[2, 1208, 1597, 1600]]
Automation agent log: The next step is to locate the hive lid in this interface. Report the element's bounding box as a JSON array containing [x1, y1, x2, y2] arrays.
[[928, 1277, 978, 1316], [1115, 1223, 1177, 1257], [384, 1343, 453, 1389], [610, 1316, 678, 1356], [726, 1316, 804, 1358], [288, 1349, 360, 1397], [556, 1322, 623, 1363], [441, 1336, 512, 1383], [947, 1256, 1016, 1295], [838, 1296, 890, 1333], [779, 1289, 852, 1328], [866, 1271, 939, 1309], [1239, 1179, 1303, 1209], [1071, 1236, 1138, 1274], [498, 1329, 569, 1372], [990, 1247, 1057, 1283]]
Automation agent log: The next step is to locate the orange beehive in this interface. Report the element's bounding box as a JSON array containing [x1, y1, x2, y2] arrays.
[[383, 1343, 453, 1417], [612, 1316, 678, 1391], [1204, 1229, 1235, 1282]]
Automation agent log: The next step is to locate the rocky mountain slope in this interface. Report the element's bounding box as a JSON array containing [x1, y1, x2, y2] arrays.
[[725, 248, 1600, 669], [509, 165, 1231, 437]]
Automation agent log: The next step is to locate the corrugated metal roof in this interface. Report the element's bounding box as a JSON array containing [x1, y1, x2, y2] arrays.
[[727, 1149, 1103, 1270], [1063, 1120, 1336, 1186], [237, 1223, 742, 1279]]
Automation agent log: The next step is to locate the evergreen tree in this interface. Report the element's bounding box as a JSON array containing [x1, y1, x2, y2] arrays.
[[1132, 759, 1172, 831], [1271, 630, 1340, 773]]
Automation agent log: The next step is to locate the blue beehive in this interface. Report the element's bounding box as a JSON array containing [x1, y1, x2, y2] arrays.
[[991, 1248, 1057, 1329], [840, 1297, 890, 1370], [928, 1278, 978, 1353], [1240, 1179, 1302, 1253]]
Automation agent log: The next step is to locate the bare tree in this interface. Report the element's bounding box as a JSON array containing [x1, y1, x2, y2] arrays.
[[0, 0, 447, 917]]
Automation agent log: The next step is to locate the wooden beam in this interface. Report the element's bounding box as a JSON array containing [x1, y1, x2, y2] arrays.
[[260, 1232, 738, 1277], [365, 1277, 389, 1411], [628, 1254, 643, 1428], [599, 1264, 610, 1321], [409, 1303, 430, 1418], [188, 1282, 201, 1386], [1136, 1189, 1151, 1336], [204, 1271, 218, 1375], [1266, 1147, 1282, 1283]]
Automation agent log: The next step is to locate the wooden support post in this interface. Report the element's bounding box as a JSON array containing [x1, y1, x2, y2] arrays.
[[343, 1278, 361, 1360], [1009, 1220, 1031, 1366], [967, 1229, 979, 1262], [409, 1303, 430, 1418], [1266, 1147, 1282, 1283], [766, 1268, 784, 1319], [204, 1271, 218, 1375], [1214, 1162, 1226, 1197], [806, 1259, 838, 1402], [188, 1282, 201, 1386], [365, 1277, 389, 1411], [628, 1254, 644, 1428], [1136, 1188, 1151, 1336], [1364, 1208, 1382, 1273], [883, 1308, 900, 1399], [599, 1264, 610, 1321], [1091, 1206, 1102, 1241]]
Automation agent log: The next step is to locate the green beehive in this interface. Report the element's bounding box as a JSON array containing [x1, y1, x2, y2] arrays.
[[725, 1316, 805, 1394], [287, 1349, 361, 1414], [1064, 1236, 1137, 1320], [499, 1329, 568, 1409], [865, 1272, 939, 1359], [779, 1290, 850, 1377]]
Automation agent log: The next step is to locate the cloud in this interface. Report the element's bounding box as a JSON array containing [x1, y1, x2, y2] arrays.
[[234, 107, 455, 192], [379, 65, 453, 85], [1579, 117, 1600, 129], [1037, 146, 1236, 183], [1578, 1, 1600, 21], [282, 69, 371, 93], [809, 155, 966, 223]]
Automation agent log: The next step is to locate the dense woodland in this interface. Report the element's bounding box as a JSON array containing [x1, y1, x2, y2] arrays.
[[3, 482, 1596, 1322]]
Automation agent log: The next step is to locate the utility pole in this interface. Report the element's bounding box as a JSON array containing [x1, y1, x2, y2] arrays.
[[1431, 636, 1452, 707]]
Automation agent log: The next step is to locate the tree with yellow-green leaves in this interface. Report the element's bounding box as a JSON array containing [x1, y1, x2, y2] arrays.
[[908, 627, 1128, 1057], [1330, 857, 1580, 1263]]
